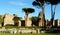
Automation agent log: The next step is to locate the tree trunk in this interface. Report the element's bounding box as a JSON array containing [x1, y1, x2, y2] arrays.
[[51, 5, 57, 27], [50, 5, 53, 27]]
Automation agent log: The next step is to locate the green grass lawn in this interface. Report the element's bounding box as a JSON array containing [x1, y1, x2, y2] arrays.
[[0, 32, 59, 35]]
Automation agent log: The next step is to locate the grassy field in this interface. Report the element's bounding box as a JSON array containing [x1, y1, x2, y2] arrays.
[[0, 26, 40, 29], [0, 32, 59, 35]]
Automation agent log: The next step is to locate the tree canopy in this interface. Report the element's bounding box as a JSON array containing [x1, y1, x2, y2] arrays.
[[30, 16, 38, 21], [32, 0, 47, 8], [22, 8, 35, 13], [32, 0, 60, 8], [30, 16, 38, 26], [46, 0, 60, 5], [13, 17, 21, 22]]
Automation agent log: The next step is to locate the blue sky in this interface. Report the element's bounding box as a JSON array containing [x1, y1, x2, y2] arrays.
[[0, 0, 60, 20]]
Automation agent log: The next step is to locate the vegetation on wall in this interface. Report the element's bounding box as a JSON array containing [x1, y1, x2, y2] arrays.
[[0, 15, 3, 24]]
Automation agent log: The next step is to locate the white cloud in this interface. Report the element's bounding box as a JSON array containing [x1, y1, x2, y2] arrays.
[[9, 1, 27, 6]]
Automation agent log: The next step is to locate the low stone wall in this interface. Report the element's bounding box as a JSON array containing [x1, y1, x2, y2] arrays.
[[18, 29, 37, 33], [0, 27, 40, 34]]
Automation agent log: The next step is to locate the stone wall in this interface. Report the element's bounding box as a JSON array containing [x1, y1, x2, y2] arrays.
[[3, 13, 21, 26], [58, 20, 60, 27], [4, 14, 14, 26], [38, 11, 45, 27]]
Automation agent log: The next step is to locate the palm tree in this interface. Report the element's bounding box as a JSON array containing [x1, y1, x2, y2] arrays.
[[32, 0, 46, 27], [22, 8, 35, 27]]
